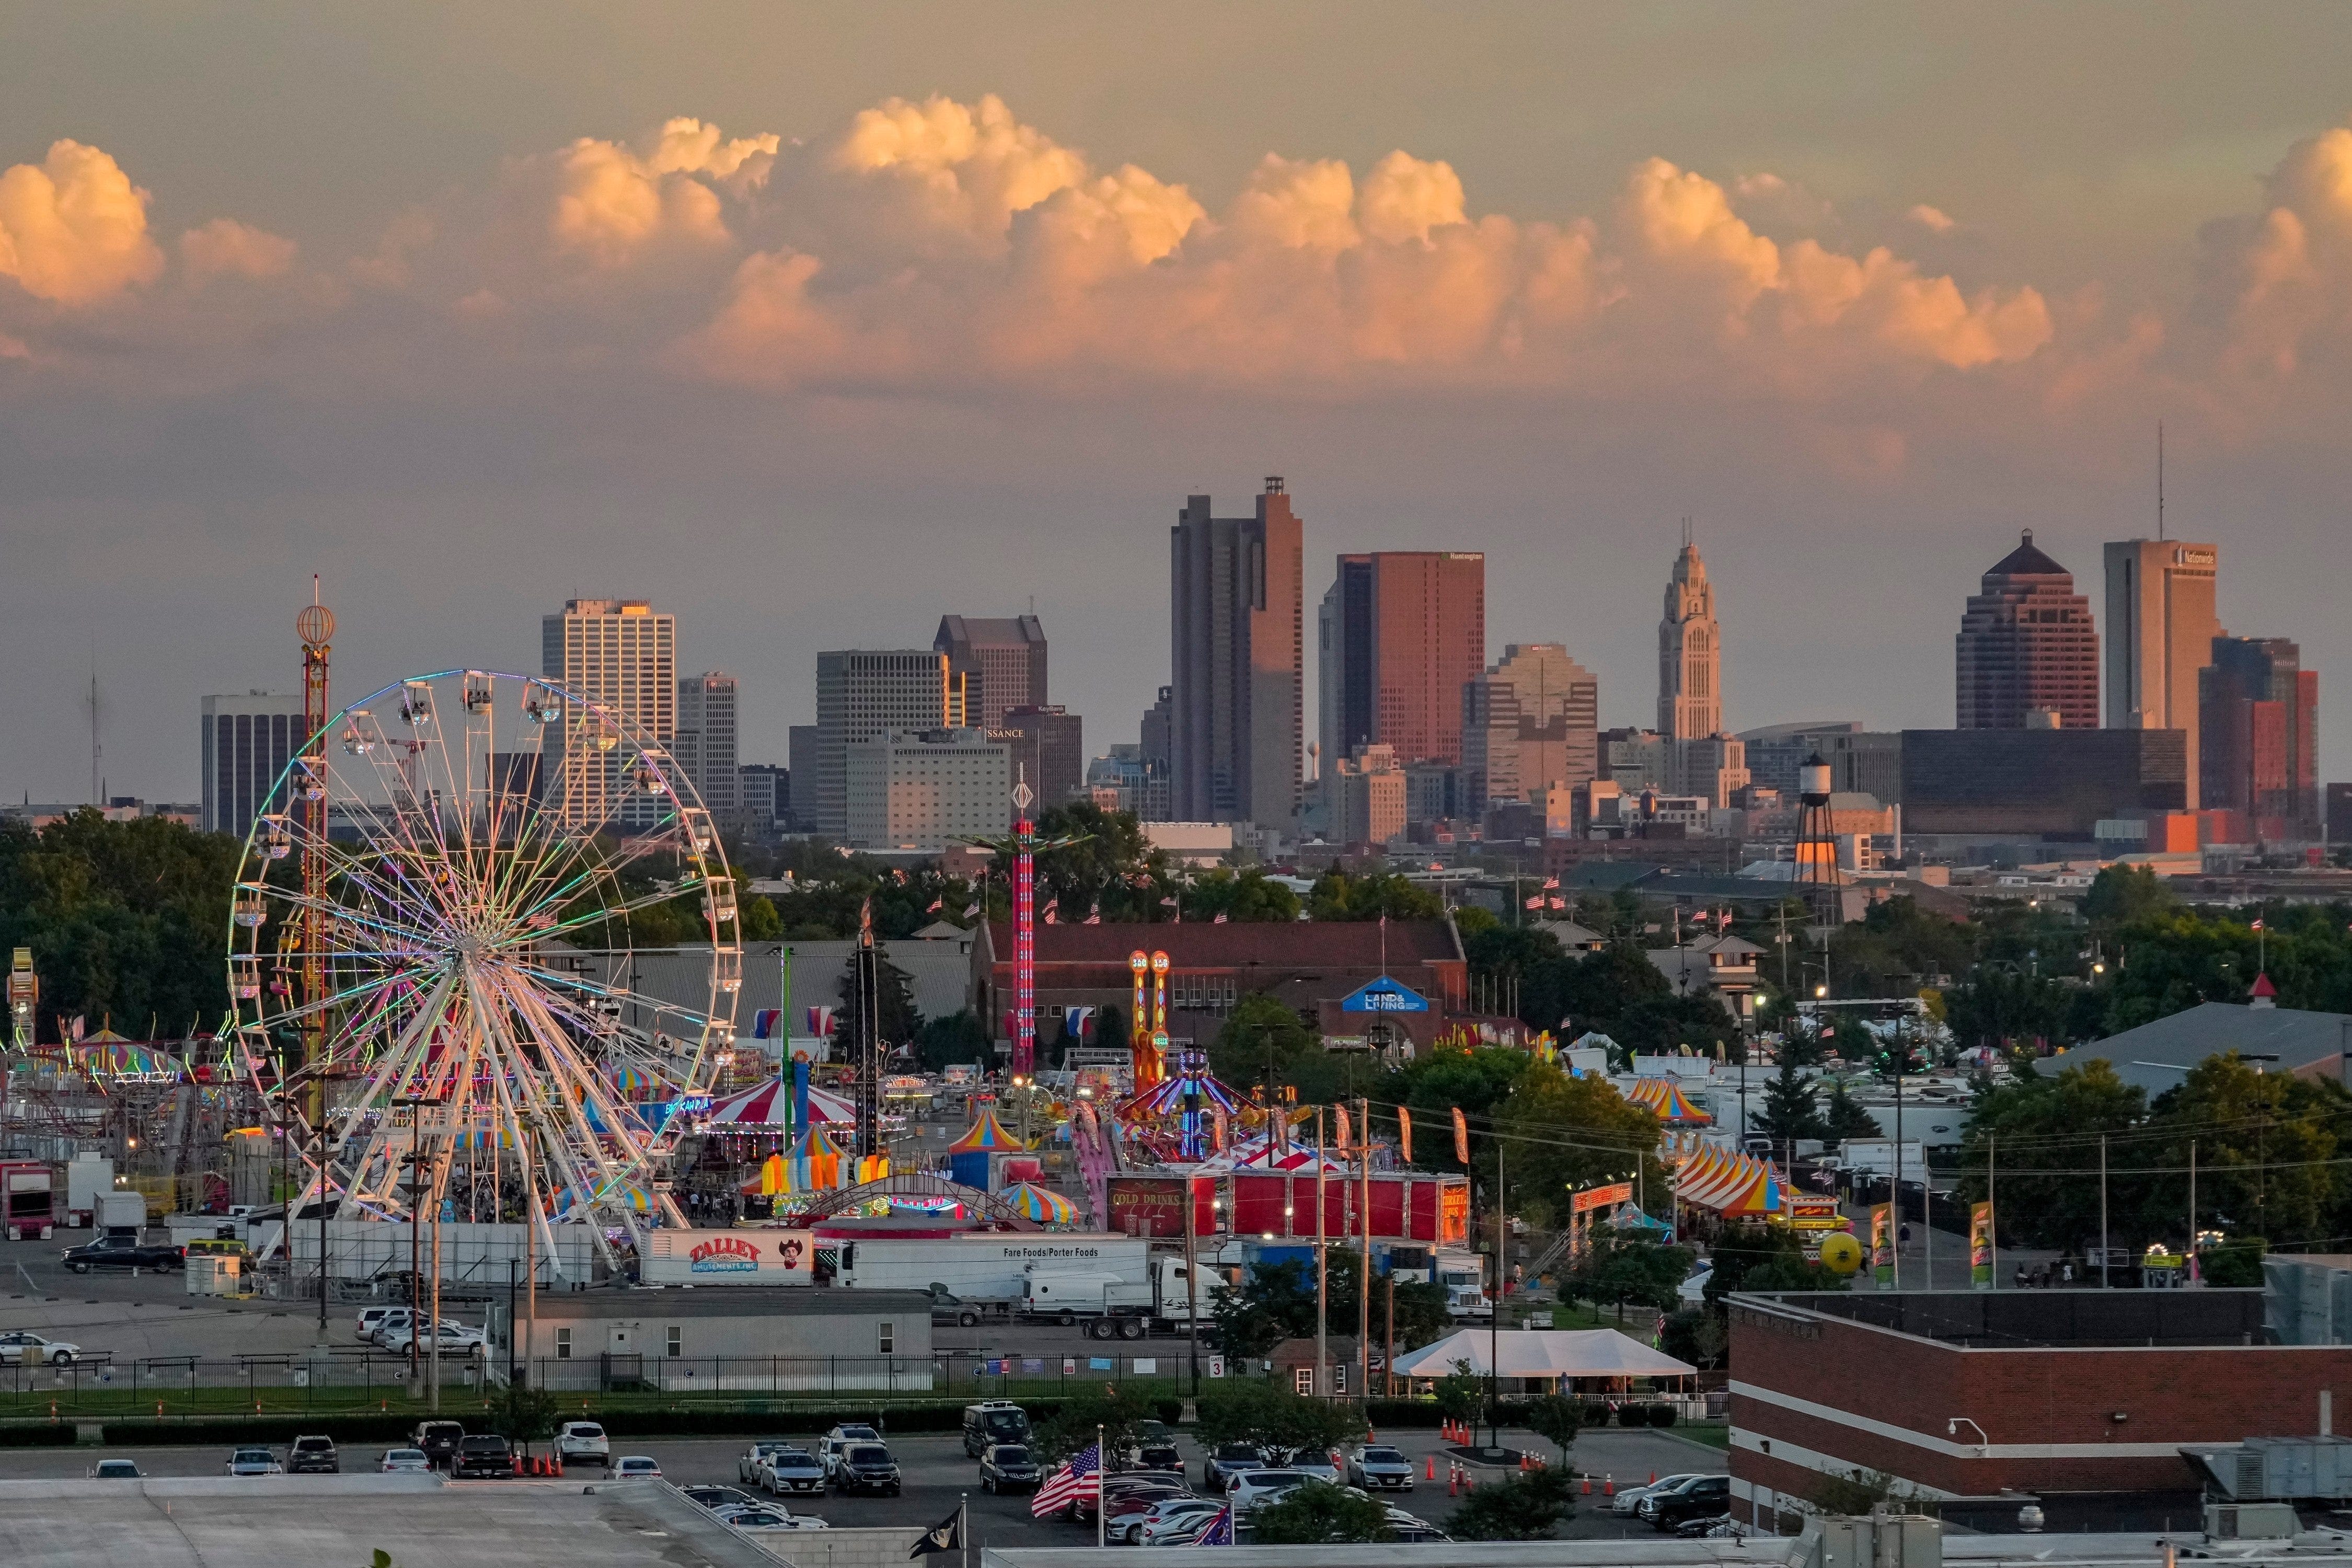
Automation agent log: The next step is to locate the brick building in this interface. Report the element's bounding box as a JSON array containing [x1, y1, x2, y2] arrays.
[[970, 919, 1467, 1054], [1954, 531, 2100, 732], [1727, 1290, 2350, 1529]]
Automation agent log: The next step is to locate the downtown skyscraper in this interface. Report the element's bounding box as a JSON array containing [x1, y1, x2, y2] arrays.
[[2105, 537, 2219, 805], [543, 597, 675, 826], [1955, 531, 2099, 731], [1316, 550, 1486, 769], [1657, 537, 1723, 740], [1170, 478, 1302, 826]]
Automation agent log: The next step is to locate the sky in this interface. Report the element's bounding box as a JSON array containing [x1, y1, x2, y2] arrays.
[[4, 3, 2351, 803]]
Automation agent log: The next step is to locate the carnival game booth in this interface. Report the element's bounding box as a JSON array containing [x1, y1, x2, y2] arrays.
[[947, 1104, 1036, 1193], [1102, 1149, 1471, 1247]]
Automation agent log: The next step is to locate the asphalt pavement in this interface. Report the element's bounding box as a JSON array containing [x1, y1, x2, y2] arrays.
[[0, 1424, 1724, 1542]]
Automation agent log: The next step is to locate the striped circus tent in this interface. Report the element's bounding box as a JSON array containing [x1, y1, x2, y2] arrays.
[[606, 1060, 659, 1100], [704, 1076, 856, 1129], [1001, 1182, 1082, 1226], [948, 1105, 1027, 1153], [1624, 1076, 1712, 1124], [74, 1036, 184, 1079], [1674, 1143, 1783, 1217]]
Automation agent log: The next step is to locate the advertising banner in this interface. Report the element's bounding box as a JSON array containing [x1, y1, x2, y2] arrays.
[[642, 1227, 813, 1287], [1570, 1182, 1635, 1215], [1970, 1201, 1994, 1289], [1871, 1204, 1894, 1289]]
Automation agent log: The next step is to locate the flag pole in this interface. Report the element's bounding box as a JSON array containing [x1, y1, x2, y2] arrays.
[[960, 1492, 969, 1568], [1096, 1424, 1106, 1548]]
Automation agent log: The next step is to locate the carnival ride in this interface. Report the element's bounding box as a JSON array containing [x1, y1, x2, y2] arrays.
[[225, 668, 742, 1265]]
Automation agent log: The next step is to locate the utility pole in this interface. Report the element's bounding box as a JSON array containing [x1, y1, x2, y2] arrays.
[[1357, 1096, 1373, 1409], [1315, 1106, 1328, 1400], [1184, 1171, 1200, 1396], [1490, 1134, 1505, 1449], [2100, 1134, 2109, 1289]]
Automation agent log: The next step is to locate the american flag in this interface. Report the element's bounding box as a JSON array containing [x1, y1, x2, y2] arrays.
[[1193, 1504, 1234, 1545], [1031, 1442, 1101, 1517]]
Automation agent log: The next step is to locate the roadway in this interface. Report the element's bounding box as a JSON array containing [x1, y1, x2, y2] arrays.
[[0, 1426, 1725, 1543]]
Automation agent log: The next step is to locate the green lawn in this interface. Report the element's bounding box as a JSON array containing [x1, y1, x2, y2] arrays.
[[1674, 1422, 1731, 1450]]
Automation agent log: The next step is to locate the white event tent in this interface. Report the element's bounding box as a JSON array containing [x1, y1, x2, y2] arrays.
[[1390, 1328, 1696, 1389]]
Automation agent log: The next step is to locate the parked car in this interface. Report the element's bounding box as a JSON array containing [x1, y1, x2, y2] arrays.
[[718, 1506, 828, 1533], [1137, 1500, 1229, 1546], [612, 1456, 662, 1480], [762, 1445, 827, 1495], [353, 1307, 400, 1343], [286, 1435, 339, 1474], [379, 1449, 432, 1474], [61, 1235, 181, 1274], [832, 1442, 901, 1496], [88, 1459, 142, 1479], [0, 1331, 79, 1366], [384, 1323, 488, 1358], [683, 1485, 762, 1512], [1383, 1509, 1451, 1544], [978, 1443, 1039, 1494], [1284, 1451, 1342, 1485], [1224, 1470, 1312, 1514], [1203, 1443, 1268, 1492], [410, 1421, 465, 1470], [1345, 1445, 1414, 1492], [454, 1435, 517, 1479], [1613, 1472, 1704, 1516], [962, 1400, 1030, 1456], [557, 1422, 609, 1466], [226, 1447, 283, 1477], [740, 1442, 791, 1486], [1644, 1475, 1731, 1530], [1126, 1441, 1182, 1473], [820, 1424, 882, 1478]]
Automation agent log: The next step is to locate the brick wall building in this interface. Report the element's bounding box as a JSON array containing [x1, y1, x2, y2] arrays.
[[1728, 1290, 2352, 1528]]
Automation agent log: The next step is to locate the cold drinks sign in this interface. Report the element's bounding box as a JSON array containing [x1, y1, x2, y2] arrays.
[[644, 1228, 815, 1286]]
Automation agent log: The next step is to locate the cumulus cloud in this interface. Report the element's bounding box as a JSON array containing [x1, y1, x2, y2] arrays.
[[533, 117, 777, 266], [179, 217, 296, 283], [0, 140, 164, 304], [1909, 204, 1957, 234], [2208, 123, 2352, 376]]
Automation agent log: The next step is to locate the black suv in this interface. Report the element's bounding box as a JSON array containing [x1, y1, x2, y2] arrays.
[[411, 1421, 465, 1470], [1650, 1475, 1731, 1530], [834, 1442, 902, 1496], [979, 1443, 1040, 1494], [287, 1435, 339, 1474], [61, 1235, 182, 1274], [453, 1435, 516, 1480]]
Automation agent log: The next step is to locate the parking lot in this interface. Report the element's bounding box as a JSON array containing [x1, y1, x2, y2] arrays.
[[0, 1422, 1724, 1542]]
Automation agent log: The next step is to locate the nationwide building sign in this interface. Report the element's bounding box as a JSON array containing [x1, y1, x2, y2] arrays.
[[1340, 977, 1429, 1013]]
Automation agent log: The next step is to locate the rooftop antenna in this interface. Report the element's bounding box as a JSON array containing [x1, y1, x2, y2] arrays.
[[1682, 516, 1693, 548], [84, 648, 101, 806], [2157, 420, 2165, 541]]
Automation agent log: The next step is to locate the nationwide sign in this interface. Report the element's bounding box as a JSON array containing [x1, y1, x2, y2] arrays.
[[1339, 977, 1429, 1014]]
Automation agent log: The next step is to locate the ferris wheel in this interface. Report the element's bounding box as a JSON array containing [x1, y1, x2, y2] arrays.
[[225, 668, 742, 1261]]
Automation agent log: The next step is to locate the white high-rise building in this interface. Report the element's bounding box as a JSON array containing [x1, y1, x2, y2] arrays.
[[812, 650, 950, 840], [844, 727, 1010, 850], [542, 598, 676, 827], [201, 693, 303, 839], [676, 672, 742, 825], [1657, 539, 1723, 741]]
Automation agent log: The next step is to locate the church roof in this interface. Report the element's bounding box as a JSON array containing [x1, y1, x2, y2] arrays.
[[1986, 528, 2070, 580]]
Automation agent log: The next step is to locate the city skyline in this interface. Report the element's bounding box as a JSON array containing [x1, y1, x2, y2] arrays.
[[5, 8, 2351, 799]]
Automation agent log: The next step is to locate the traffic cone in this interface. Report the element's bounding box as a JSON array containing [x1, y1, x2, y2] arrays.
[[1448, 1464, 1458, 1497], [1582, 1474, 1592, 1495], [1604, 1473, 1615, 1496], [1648, 1470, 1657, 1484], [1426, 1454, 1436, 1480]]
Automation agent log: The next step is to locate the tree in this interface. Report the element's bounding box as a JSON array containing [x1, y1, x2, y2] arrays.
[[1210, 1260, 1320, 1359], [1523, 1394, 1581, 1464], [1387, 1279, 1454, 1351], [1819, 1080, 1882, 1146], [1032, 1383, 1162, 1464], [1704, 1225, 1849, 1302], [1430, 1359, 1485, 1426], [912, 1010, 989, 1074], [1446, 1466, 1575, 1540], [486, 1381, 561, 1456], [2082, 864, 2180, 928], [1182, 867, 1301, 923], [1207, 993, 1322, 1104], [1563, 1237, 1694, 1319], [1661, 1306, 1728, 1370], [1490, 1064, 1664, 1227], [1753, 1056, 1825, 1154], [1950, 1060, 2148, 1250], [1307, 870, 1444, 921], [1194, 1379, 1366, 1458], [1032, 801, 1170, 923], [1252, 1480, 1393, 1543]]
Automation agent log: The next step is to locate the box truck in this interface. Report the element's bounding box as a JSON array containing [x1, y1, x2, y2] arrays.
[[834, 1232, 1151, 1300], [1021, 1255, 1229, 1339], [5, 1167, 54, 1241]]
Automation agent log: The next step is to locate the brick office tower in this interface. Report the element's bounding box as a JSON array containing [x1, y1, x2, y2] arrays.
[[1955, 529, 2099, 731], [2201, 635, 2320, 839], [1170, 478, 1303, 827], [1318, 550, 1486, 770]]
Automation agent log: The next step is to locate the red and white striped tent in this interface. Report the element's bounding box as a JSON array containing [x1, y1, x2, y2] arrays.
[[700, 1077, 857, 1129]]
